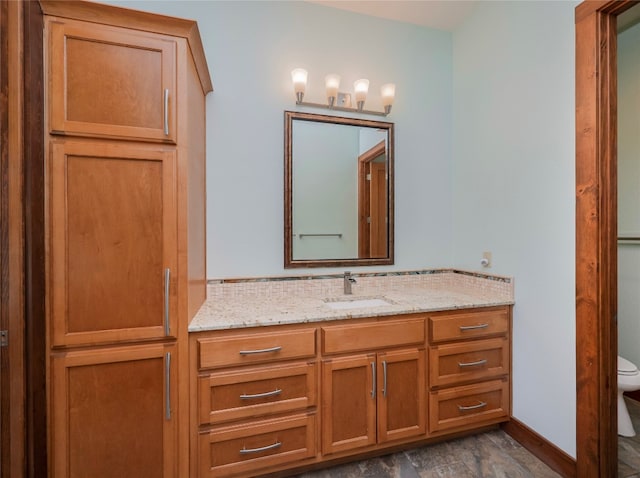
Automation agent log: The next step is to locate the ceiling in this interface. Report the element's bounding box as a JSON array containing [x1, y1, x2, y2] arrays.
[[307, 1, 477, 31]]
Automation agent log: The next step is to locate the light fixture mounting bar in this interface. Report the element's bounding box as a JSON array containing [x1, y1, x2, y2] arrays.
[[295, 100, 389, 117]]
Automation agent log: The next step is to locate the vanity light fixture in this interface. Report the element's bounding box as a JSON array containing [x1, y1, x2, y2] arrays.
[[291, 68, 394, 116], [291, 68, 308, 103]]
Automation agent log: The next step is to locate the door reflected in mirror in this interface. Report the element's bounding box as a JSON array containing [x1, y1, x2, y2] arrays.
[[284, 111, 394, 268]]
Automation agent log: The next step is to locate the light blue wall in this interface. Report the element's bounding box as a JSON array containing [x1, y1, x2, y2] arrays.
[[103, 0, 579, 457], [104, 0, 454, 278], [452, 1, 578, 457], [292, 122, 358, 259], [618, 21, 640, 369]]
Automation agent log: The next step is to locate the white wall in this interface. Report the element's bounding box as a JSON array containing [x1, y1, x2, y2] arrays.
[[618, 21, 640, 368], [105, 0, 454, 278], [452, 1, 578, 457]]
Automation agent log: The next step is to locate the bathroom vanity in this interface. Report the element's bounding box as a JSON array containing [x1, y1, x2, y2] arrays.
[[189, 271, 513, 477]]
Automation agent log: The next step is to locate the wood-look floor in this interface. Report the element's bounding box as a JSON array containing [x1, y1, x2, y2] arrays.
[[290, 398, 640, 478], [293, 429, 560, 478], [619, 396, 640, 478]]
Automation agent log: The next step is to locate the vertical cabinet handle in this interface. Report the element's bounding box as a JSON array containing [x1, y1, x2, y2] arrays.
[[165, 352, 171, 420], [382, 360, 388, 397], [163, 89, 170, 136], [370, 361, 376, 398], [164, 268, 170, 336]]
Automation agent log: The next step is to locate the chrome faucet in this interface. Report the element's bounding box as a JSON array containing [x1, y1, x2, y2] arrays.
[[344, 271, 357, 295]]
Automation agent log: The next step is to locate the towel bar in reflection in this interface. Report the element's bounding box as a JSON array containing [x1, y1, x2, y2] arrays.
[[296, 233, 343, 239], [618, 236, 640, 244]]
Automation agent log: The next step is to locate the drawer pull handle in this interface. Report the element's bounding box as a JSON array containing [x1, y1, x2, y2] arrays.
[[457, 401, 487, 411], [164, 268, 171, 336], [382, 360, 388, 397], [165, 352, 171, 420], [240, 389, 282, 400], [458, 359, 488, 368], [371, 361, 376, 398], [459, 323, 489, 331], [239, 441, 282, 455], [163, 88, 170, 135], [239, 346, 282, 355]]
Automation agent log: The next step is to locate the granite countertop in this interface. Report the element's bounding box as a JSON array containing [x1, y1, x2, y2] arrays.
[[188, 269, 515, 332]]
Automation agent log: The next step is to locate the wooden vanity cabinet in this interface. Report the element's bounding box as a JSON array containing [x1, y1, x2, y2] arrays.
[[43, 2, 212, 477], [320, 319, 426, 456], [48, 141, 178, 347], [48, 17, 177, 142], [193, 327, 319, 478], [191, 307, 511, 477], [50, 343, 178, 478], [427, 306, 511, 434], [321, 348, 426, 455]]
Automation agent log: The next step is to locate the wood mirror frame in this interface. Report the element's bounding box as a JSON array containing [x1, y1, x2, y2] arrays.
[[284, 111, 394, 268]]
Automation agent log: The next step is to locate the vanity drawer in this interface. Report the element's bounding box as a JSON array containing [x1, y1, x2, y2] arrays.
[[429, 337, 509, 388], [199, 413, 316, 478], [198, 328, 316, 369], [428, 308, 509, 343], [322, 318, 424, 355], [199, 362, 317, 425], [429, 379, 509, 433]]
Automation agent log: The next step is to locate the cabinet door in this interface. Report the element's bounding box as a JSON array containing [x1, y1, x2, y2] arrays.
[[47, 18, 177, 142], [377, 349, 426, 443], [49, 141, 177, 347], [321, 354, 376, 455], [51, 343, 177, 478]]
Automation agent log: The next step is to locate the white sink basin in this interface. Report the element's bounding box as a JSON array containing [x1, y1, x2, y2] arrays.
[[323, 297, 391, 310]]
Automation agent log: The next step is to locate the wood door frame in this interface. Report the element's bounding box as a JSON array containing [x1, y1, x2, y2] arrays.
[[575, 1, 638, 476], [1, 1, 30, 476], [357, 140, 386, 258], [23, 1, 47, 477]]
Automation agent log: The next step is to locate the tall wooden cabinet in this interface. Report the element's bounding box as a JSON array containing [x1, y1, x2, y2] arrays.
[[41, 2, 212, 476]]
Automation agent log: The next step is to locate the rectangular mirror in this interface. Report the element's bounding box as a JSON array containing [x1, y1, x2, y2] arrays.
[[285, 111, 394, 268]]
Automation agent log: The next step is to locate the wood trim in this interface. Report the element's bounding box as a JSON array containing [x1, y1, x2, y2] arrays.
[[574, 1, 637, 477], [38, 0, 213, 94], [502, 418, 576, 478], [358, 140, 385, 165], [2, 1, 27, 476], [23, 1, 47, 476], [624, 390, 640, 402], [357, 140, 386, 258]]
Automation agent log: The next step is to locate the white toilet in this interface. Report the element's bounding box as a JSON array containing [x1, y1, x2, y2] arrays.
[[617, 355, 640, 437]]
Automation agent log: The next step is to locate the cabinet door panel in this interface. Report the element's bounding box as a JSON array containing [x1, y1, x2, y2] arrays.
[[51, 343, 177, 478], [321, 354, 376, 455], [48, 18, 176, 142], [50, 141, 177, 346], [377, 349, 426, 443]]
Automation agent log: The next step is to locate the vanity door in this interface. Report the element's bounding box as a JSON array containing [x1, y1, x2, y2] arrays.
[[51, 342, 178, 477], [48, 141, 178, 347], [47, 17, 177, 143]]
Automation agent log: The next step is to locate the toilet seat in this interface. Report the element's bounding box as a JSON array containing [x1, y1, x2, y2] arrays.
[[618, 356, 639, 376]]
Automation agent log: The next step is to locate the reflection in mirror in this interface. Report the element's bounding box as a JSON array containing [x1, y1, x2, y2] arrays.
[[285, 111, 394, 268]]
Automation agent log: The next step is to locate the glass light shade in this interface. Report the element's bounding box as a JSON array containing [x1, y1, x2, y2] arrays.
[[381, 83, 396, 107], [325, 74, 341, 99], [291, 68, 308, 94], [354, 79, 369, 103]]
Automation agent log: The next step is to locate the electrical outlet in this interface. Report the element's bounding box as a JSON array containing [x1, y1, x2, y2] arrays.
[[481, 251, 492, 268]]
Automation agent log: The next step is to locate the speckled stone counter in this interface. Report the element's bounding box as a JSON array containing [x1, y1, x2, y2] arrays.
[[189, 269, 514, 332]]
